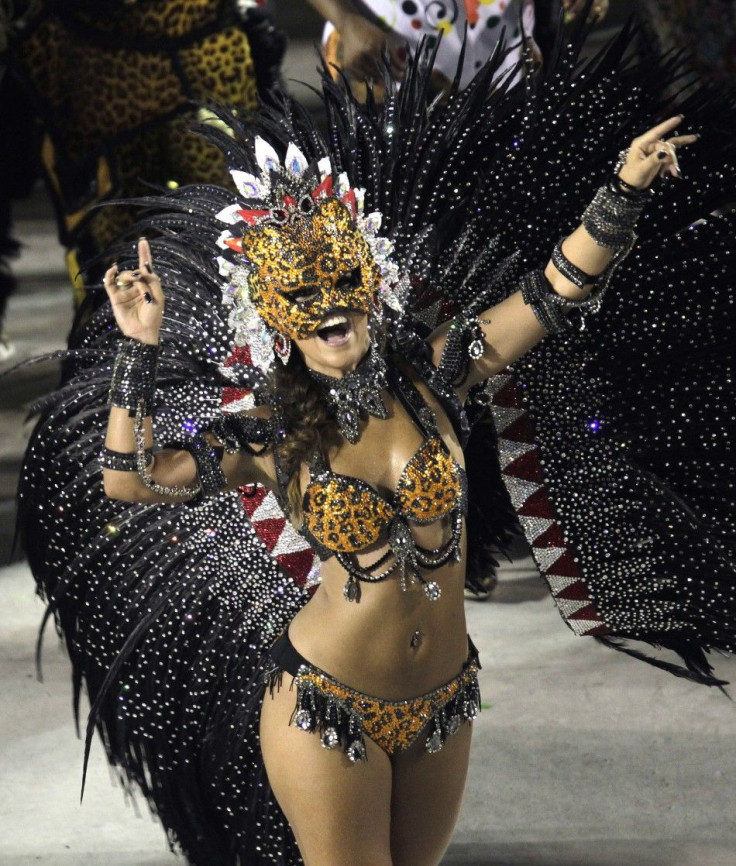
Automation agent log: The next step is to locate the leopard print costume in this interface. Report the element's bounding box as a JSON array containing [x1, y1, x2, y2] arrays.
[[9, 0, 284, 303]]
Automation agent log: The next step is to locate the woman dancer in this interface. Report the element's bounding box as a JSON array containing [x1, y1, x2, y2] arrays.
[[20, 30, 736, 866], [99, 116, 692, 865]]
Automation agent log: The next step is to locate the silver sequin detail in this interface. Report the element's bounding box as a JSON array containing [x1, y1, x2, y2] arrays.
[[294, 710, 313, 731], [424, 581, 441, 601], [347, 740, 367, 763], [426, 729, 443, 754], [321, 727, 339, 749]]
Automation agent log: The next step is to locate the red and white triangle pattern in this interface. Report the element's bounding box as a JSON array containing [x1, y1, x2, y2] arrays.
[[221, 347, 318, 591], [487, 372, 610, 637], [238, 484, 318, 589]]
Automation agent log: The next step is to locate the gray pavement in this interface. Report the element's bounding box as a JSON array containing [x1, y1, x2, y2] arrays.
[[3, 552, 735, 865], [2, 18, 736, 865]]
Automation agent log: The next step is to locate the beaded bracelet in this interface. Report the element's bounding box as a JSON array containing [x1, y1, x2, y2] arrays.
[[551, 239, 596, 290], [108, 338, 159, 417], [614, 176, 651, 200], [581, 182, 648, 250], [181, 434, 227, 498], [520, 269, 603, 335]]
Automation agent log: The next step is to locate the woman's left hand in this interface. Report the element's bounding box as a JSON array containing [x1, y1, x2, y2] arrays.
[[618, 116, 699, 190]]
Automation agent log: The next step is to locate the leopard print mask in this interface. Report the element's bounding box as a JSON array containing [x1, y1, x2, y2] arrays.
[[241, 198, 382, 340]]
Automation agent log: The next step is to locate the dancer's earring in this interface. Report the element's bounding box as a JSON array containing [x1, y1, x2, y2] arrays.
[[273, 332, 292, 365], [368, 295, 384, 348], [372, 293, 384, 324]]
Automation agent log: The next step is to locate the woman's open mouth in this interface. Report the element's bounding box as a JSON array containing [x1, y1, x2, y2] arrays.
[[315, 314, 352, 347]]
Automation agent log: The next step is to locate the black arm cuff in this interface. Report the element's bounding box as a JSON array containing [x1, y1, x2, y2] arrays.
[[108, 338, 159, 417], [180, 434, 227, 499]]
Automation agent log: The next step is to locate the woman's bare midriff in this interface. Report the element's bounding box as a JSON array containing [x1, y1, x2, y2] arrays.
[[284, 364, 470, 700], [287, 533, 469, 700]]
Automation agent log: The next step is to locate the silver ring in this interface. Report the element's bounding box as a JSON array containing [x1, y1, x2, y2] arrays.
[[114, 278, 129, 288]]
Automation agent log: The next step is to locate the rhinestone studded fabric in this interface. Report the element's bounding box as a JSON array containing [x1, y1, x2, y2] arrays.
[[282, 654, 480, 757], [308, 346, 390, 443], [302, 472, 395, 552], [394, 437, 464, 523], [15, 24, 736, 866], [302, 435, 464, 551]]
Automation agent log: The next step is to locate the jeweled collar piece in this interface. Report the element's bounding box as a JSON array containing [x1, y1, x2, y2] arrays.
[[308, 347, 389, 443]]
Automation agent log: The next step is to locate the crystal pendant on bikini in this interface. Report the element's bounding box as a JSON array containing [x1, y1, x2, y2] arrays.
[[343, 575, 360, 602], [425, 728, 443, 754], [294, 709, 313, 731], [321, 727, 339, 750], [388, 520, 414, 593], [423, 580, 441, 601], [347, 739, 367, 763]]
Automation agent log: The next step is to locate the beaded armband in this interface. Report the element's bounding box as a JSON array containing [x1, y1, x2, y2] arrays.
[[438, 314, 487, 385], [108, 338, 159, 417], [211, 413, 275, 456], [520, 269, 604, 335], [181, 434, 227, 499], [551, 239, 596, 290], [581, 181, 649, 250], [100, 446, 153, 471], [133, 405, 201, 499]]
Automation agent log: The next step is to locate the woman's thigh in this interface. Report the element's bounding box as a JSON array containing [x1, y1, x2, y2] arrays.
[[390, 723, 473, 866], [259, 678, 394, 866]]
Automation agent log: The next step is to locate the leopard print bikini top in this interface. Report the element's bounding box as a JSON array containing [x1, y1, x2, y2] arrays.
[[297, 365, 468, 602], [302, 436, 465, 553]]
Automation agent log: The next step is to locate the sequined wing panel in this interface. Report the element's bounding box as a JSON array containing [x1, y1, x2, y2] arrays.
[[18, 231, 308, 864], [495, 215, 736, 685]]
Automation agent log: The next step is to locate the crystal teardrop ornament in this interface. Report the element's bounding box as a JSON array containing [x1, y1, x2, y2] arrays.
[[424, 581, 441, 601], [468, 337, 484, 359], [321, 727, 339, 749], [343, 579, 360, 602], [294, 709, 313, 731], [347, 740, 366, 763], [426, 729, 443, 753]]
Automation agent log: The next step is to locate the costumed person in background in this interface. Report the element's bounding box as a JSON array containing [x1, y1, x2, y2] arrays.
[[17, 19, 736, 866], [3, 0, 284, 310], [314, 0, 609, 95]]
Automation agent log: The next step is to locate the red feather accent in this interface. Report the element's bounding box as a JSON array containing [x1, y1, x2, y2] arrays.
[[311, 176, 333, 199]]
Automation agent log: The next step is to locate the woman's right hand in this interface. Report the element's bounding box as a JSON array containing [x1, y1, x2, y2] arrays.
[[103, 238, 164, 346]]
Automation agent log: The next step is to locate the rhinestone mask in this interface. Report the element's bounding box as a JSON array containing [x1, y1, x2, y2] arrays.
[[216, 139, 405, 372]]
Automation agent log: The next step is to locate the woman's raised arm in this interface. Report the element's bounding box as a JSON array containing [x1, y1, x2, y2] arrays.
[[102, 239, 276, 503], [429, 117, 699, 397]]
